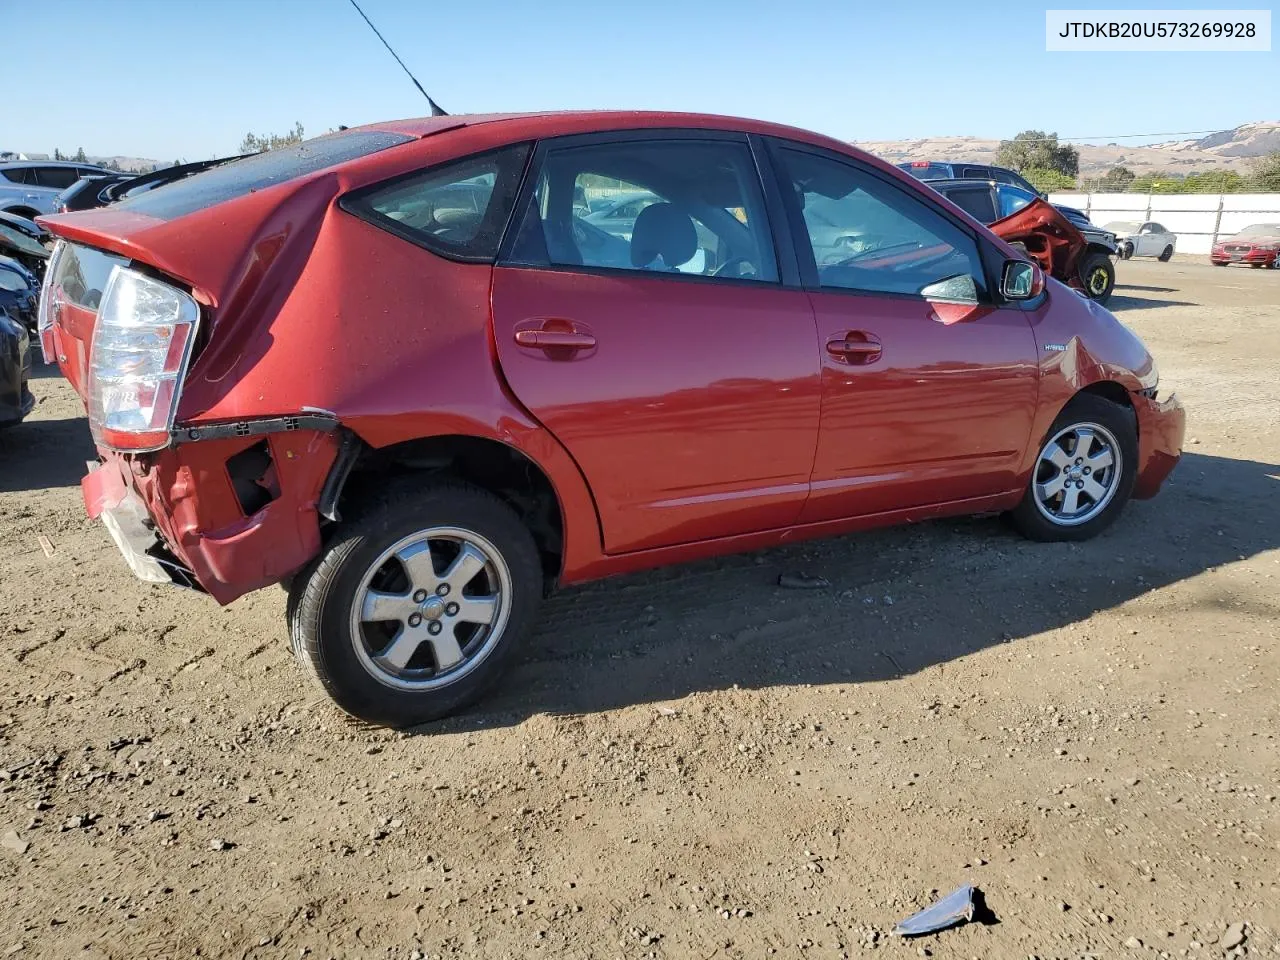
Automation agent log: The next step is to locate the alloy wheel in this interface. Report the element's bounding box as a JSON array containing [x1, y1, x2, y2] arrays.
[[348, 527, 512, 691], [1032, 422, 1123, 526]]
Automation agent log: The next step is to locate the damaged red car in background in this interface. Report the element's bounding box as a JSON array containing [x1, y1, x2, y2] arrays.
[[37, 112, 1184, 728], [923, 178, 1118, 304]]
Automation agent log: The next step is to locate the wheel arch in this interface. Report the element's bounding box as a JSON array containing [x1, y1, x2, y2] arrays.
[[1076, 379, 1135, 419], [2, 205, 40, 220], [328, 427, 596, 588]]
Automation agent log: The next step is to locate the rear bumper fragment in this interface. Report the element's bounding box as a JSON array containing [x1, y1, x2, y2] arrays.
[[82, 460, 197, 588]]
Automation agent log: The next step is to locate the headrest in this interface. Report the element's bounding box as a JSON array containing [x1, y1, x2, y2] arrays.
[[630, 202, 697, 269]]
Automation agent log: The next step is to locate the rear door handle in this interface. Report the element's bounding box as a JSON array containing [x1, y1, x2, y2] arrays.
[[514, 329, 597, 349], [825, 332, 882, 365]]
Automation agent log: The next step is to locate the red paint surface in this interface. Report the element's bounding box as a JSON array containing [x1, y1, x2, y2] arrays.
[[37, 111, 1185, 603], [989, 199, 1090, 291]]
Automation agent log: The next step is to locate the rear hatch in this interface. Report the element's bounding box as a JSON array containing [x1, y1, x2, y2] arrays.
[[36, 127, 431, 400]]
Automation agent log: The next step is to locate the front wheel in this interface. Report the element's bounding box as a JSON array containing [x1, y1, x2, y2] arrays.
[[287, 481, 543, 728], [1079, 252, 1115, 303], [1118, 243, 1133, 260], [1158, 245, 1173, 262], [1008, 394, 1138, 542]]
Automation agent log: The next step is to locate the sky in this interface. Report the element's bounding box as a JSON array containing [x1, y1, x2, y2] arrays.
[[6, 0, 1277, 161]]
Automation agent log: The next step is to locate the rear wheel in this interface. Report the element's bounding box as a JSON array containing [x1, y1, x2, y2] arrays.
[[1009, 394, 1137, 542], [1079, 252, 1115, 303], [287, 481, 543, 728], [1158, 245, 1173, 262]]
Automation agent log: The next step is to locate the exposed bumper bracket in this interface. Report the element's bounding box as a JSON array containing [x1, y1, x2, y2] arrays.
[[172, 412, 338, 444]]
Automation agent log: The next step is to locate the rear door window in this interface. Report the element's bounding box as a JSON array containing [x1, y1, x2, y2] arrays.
[[941, 186, 997, 224], [342, 143, 531, 262], [957, 165, 992, 180], [505, 137, 778, 283], [34, 167, 80, 189]]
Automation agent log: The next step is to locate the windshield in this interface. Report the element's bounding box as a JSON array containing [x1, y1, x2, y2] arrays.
[[1235, 224, 1280, 237], [1103, 221, 1140, 233]]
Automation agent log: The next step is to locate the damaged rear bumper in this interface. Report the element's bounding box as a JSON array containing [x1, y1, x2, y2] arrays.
[[81, 427, 341, 604], [82, 461, 194, 588], [1132, 391, 1186, 500]]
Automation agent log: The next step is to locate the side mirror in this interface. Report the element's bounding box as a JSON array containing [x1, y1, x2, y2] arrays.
[[1001, 259, 1043, 300]]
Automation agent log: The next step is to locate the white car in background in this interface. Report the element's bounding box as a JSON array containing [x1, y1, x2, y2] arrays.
[[1104, 221, 1177, 261]]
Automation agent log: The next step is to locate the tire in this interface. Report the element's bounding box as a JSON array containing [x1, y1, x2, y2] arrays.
[[1213, 261, 1229, 267], [1118, 243, 1133, 260], [1079, 251, 1115, 304], [1008, 393, 1138, 543], [287, 480, 543, 728], [1158, 245, 1173, 262]]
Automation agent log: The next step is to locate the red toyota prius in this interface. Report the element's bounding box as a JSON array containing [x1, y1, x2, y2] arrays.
[[37, 111, 1185, 727]]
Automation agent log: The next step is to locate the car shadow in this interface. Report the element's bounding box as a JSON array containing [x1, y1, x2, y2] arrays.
[[0, 416, 96, 492], [417, 452, 1279, 734], [1113, 284, 1177, 294], [26, 361, 67, 381], [1107, 293, 1197, 311]]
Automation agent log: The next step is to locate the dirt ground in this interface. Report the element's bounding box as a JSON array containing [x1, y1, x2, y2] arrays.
[[1, 258, 1277, 960]]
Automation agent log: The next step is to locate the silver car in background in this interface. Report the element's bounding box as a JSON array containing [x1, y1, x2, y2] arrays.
[[1105, 220, 1177, 261], [0, 160, 109, 218]]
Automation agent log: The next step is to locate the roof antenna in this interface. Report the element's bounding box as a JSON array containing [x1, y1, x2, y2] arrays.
[[347, 0, 449, 116]]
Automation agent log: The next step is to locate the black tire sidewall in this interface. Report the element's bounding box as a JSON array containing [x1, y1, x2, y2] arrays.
[[1010, 394, 1138, 542], [1159, 245, 1173, 261], [291, 483, 542, 728]]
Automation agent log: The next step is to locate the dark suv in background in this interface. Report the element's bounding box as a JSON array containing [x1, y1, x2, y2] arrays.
[[897, 161, 1042, 196]]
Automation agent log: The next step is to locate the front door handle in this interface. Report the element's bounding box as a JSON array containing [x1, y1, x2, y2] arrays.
[[825, 332, 882, 365], [514, 329, 596, 350]]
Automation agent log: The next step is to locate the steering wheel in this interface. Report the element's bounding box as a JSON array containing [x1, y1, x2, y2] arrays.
[[713, 256, 754, 278]]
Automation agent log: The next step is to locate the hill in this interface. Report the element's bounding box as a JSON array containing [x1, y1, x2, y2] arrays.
[[854, 121, 1279, 176]]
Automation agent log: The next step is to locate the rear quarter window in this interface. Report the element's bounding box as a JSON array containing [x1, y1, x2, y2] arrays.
[[110, 131, 415, 221], [340, 144, 532, 262], [942, 186, 997, 225]]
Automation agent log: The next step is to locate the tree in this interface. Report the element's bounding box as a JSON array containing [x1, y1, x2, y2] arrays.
[[1250, 152, 1280, 192], [239, 121, 305, 154], [996, 130, 1079, 177], [74, 147, 87, 162], [54, 148, 65, 161], [1021, 167, 1077, 193], [1098, 165, 1135, 192]]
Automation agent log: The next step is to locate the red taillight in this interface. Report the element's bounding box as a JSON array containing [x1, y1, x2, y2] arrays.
[[911, 161, 930, 168], [87, 266, 200, 453]]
